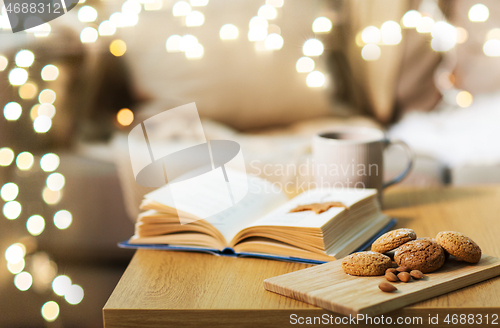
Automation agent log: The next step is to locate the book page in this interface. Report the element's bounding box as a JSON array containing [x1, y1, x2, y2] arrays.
[[144, 169, 288, 243], [247, 188, 377, 229]]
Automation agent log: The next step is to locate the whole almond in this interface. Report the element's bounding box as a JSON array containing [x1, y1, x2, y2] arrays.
[[397, 266, 411, 273], [386, 268, 397, 274], [410, 270, 424, 279], [379, 282, 397, 292], [398, 272, 411, 283], [385, 272, 399, 282]]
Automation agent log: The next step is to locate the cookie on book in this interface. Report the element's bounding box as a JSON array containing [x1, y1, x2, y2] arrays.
[[371, 228, 417, 253], [394, 239, 445, 273], [341, 251, 392, 276], [436, 231, 482, 264]]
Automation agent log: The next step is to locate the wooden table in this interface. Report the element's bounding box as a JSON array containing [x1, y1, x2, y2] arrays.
[[103, 187, 500, 327]]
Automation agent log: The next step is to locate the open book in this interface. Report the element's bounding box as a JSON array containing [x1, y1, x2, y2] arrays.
[[121, 172, 395, 264]]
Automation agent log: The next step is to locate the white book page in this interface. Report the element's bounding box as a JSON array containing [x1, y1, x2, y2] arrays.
[[247, 188, 377, 229], [144, 169, 288, 243]]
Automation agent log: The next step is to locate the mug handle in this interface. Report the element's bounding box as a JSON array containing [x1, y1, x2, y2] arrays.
[[383, 139, 414, 189]]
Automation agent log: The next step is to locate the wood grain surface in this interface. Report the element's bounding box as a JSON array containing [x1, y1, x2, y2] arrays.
[[103, 186, 500, 327], [264, 255, 500, 316]]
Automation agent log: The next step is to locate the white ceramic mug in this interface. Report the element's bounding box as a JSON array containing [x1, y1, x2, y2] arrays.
[[312, 127, 414, 205]]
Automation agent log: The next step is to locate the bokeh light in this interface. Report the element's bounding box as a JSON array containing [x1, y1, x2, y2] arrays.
[[40, 153, 60, 172], [78, 5, 98, 22], [54, 210, 72, 230], [0, 55, 8, 71], [27, 215, 45, 236], [9, 68, 28, 85], [5, 243, 25, 263], [3, 102, 22, 121], [483, 39, 500, 57], [296, 57, 315, 73], [52, 275, 72, 296], [248, 26, 267, 42], [258, 5, 277, 20], [7, 258, 25, 274], [16, 152, 34, 170], [33, 116, 52, 133], [15, 50, 34, 67], [486, 28, 500, 41], [361, 44, 381, 61], [264, 33, 283, 50], [1, 182, 19, 201], [30, 104, 40, 120], [456, 91, 473, 108], [166, 35, 182, 52], [380, 21, 402, 45], [99, 21, 116, 36], [65, 285, 84, 305], [416, 17, 434, 33], [172, 1, 191, 16], [120, 13, 139, 27], [39, 89, 56, 104], [220, 24, 238, 40], [431, 21, 457, 51], [110, 12, 124, 27], [41, 301, 59, 322], [185, 43, 204, 59], [303, 39, 324, 56], [14, 272, 33, 291], [0, 148, 15, 166], [19, 82, 37, 99], [41, 65, 59, 81], [361, 26, 381, 44], [402, 10, 421, 28], [3, 201, 22, 220], [455, 27, 468, 44], [185, 11, 204, 26], [306, 71, 325, 88], [34, 23, 51, 37], [179, 34, 199, 51], [46, 173, 65, 191], [249, 16, 268, 29], [38, 104, 56, 119], [312, 17, 332, 33], [468, 4, 489, 22], [117, 108, 134, 126], [110, 40, 127, 57], [43, 187, 62, 205], [122, 0, 141, 14], [80, 27, 98, 43]]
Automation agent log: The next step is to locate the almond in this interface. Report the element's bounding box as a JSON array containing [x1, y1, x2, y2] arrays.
[[385, 272, 399, 282], [396, 266, 411, 273], [386, 268, 397, 274], [398, 272, 411, 283], [410, 270, 424, 279], [379, 282, 397, 292]]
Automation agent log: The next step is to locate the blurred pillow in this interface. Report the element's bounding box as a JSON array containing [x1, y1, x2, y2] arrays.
[[116, 0, 333, 130]]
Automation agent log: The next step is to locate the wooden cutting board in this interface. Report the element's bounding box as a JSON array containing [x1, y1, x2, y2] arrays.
[[264, 255, 500, 316]]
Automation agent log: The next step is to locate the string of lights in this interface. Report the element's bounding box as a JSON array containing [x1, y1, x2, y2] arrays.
[[1, 51, 83, 323]]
